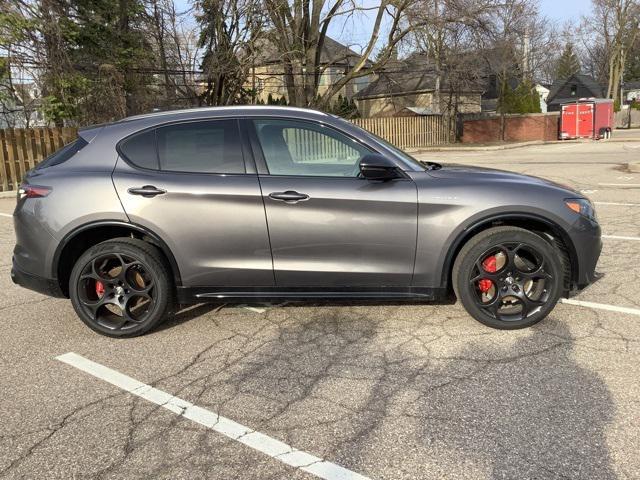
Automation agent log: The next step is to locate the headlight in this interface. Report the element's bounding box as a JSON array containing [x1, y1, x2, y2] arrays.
[[565, 198, 596, 221]]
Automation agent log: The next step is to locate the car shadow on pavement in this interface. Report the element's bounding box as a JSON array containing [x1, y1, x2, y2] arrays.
[[216, 307, 616, 480], [407, 321, 617, 479], [155, 303, 224, 332]]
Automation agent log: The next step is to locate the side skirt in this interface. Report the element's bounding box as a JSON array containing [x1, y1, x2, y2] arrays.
[[176, 286, 449, 304]]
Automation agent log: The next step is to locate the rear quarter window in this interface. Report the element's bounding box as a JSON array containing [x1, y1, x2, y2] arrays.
[[36, 137, 88, 169], [118, 129, 159, 170]]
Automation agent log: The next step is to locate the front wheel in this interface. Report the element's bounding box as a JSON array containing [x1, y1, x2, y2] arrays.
[[69, 238, 175, 337], [453, 226, 564, 329]]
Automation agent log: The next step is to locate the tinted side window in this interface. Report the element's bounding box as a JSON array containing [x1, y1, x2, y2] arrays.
[[157, 120, 245, 174], [37, 137, 88, 169], [252, 119, 370, 177], [119, 129, 158, 170]]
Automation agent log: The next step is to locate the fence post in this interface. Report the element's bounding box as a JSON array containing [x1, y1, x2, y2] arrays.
[[0, 130, 9, 191], [15, 129, 28, 179]]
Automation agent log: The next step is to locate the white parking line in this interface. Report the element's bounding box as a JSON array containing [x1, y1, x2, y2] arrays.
[[561, 298, 640, 317], [240, 305, 267, 313], [56, 352, 370, 480], [0, 212, 12, 218], [595, 201, 640, 206], [598, 183, 640, 187], [603, 235, 640, 241]]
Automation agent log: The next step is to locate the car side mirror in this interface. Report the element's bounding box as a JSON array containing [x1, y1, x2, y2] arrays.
[[359, 154, 401, 181]]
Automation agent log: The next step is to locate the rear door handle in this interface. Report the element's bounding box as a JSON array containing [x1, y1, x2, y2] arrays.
[[127, 185, 166, 197], [268, 191, 309, 203]]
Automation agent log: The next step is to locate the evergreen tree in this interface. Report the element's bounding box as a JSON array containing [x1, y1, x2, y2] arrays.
[[555, 43, 581, 80], [625, 41, 640, 82], [38, 0, 153, 124], [498, 80, 541, 114]]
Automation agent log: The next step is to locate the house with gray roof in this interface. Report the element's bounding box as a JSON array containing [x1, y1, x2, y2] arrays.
[[545, 73, 606, 112], [353, 53, 483, 117], [248, 37, 372, 104]]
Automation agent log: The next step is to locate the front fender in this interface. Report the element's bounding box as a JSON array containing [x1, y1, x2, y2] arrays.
[[412, 205, 578, 289]]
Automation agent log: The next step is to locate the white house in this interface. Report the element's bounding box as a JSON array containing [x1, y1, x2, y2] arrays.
[[535, 83, 550, 113]]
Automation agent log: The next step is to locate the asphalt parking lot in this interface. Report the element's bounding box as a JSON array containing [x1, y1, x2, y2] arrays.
[[1, 135, 639, 480]]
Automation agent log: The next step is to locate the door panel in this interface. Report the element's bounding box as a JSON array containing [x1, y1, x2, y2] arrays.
[[113, 168, 273, 287], [578, 104, 594, 137], [112, 119, 273, 287], [258, 177, 417, 287], [249, 118, 418, 287]]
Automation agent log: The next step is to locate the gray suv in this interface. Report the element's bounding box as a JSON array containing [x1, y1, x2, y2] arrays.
[[12, 106, 602, 337]]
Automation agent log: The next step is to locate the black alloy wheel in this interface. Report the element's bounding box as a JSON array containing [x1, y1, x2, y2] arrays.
[[453, 226, 564, 329], [70, 238, 174, 337]]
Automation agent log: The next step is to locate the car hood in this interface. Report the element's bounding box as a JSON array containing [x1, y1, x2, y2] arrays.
[[427, 164, 580, 194]]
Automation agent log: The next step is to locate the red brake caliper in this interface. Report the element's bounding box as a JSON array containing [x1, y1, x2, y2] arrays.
[[95, 280, 105, 298], [478, 256, 497, 293]]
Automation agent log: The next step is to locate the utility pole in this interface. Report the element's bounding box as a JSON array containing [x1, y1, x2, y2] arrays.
[[522, 29, 531, 80]]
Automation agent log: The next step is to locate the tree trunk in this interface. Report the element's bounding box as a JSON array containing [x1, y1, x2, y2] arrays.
[[152, 0, 174, 109], [118, 0, 136, 115]]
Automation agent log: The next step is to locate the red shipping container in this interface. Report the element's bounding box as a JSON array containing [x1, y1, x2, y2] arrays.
[[559, 99, 614, 140]]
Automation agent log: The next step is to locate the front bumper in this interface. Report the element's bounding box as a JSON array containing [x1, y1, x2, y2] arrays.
[[11, 257, 65, 298], [568, 218, 603, 291]]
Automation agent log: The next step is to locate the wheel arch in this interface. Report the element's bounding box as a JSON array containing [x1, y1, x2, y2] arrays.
[[442, 213, 578, 294], [53, 220, 182, 297]]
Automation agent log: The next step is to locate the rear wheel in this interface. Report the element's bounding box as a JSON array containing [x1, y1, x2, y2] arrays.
[[69, 238, 175, 337], [453, 226, 563, 329]]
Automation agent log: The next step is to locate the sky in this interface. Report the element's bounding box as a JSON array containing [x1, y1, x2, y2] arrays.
[[173, 0, 594, 56], [538, 0, 591, 22]]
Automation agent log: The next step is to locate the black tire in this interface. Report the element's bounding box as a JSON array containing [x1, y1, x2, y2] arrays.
[[452, 226, 564, 329], [69, 238, 175, 337]]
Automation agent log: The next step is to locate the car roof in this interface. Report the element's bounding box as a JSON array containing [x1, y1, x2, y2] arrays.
[[121, 105, 330, 122], [78, 105, 336, 139]]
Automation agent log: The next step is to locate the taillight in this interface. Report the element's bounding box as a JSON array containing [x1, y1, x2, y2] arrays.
[[18, 184, 51, 199]]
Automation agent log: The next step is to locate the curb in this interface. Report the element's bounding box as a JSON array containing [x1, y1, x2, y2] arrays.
[[409, 137, 640, 153], [408, 140, 569, 153], [607, 137, 640, 143]]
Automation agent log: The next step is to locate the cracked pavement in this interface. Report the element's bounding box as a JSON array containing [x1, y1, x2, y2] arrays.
[[1, 137, 639, 479]]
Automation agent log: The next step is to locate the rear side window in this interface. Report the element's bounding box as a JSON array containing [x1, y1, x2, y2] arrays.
[[156, 120, 245, 174], [36, 137, 88, 169], [119, 129, 158, 170]]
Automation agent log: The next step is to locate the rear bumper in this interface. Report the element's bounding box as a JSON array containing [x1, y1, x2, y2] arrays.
[[11, 257, 65, 298]]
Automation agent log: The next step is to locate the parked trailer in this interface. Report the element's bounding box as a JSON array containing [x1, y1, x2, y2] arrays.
[[560, 99, 614, 140]]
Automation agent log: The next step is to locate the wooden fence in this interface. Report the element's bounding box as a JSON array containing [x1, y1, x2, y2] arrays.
[[0, 127, 78, 191], [0, 115, 451, 191], [352, 115, 451, 149]]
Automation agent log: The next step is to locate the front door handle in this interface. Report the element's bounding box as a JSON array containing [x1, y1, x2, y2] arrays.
[[268, 191, 310, 203], [127, 185, 166, 197]]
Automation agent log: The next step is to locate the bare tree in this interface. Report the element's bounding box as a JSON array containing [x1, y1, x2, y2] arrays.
[[143, 0, 205, 108], [195, 0, 264, 105], [407, 0, 499, 132], [259, 0, 438, 108], [582, 0, 640, 104]]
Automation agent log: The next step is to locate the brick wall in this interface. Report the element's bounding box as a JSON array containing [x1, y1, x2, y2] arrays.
[[461, 113, 560, 143]]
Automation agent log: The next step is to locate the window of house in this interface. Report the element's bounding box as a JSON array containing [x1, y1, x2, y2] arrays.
[[253, 119, 371, 177]]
